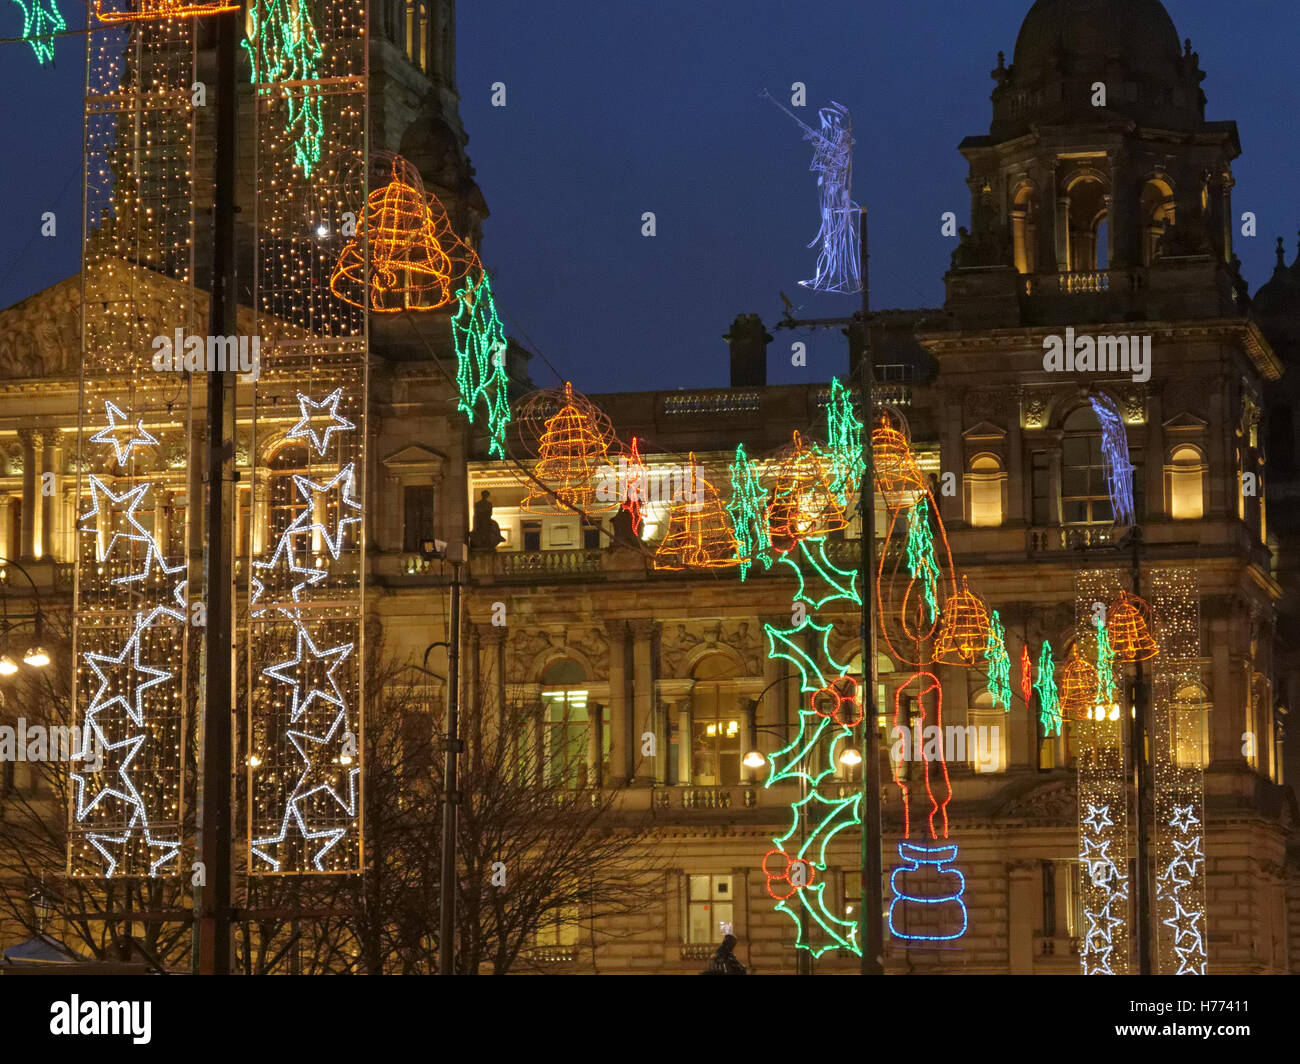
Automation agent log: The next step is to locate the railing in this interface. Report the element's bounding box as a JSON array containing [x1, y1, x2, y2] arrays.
[[680, 943, 715, 962], [1028, 526, 1114, 552], [1036, 936, 1081, 957], [1059, 270, 1110, 294], [676, 786, 757, 810], [498, 550, 603, 578], [523, 946, 577, 964], [662, 391, 762, 417]]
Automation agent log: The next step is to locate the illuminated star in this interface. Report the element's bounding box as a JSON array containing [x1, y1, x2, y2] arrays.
[[1157, 858, 1191, 894], [251, 805, 352, 873], [89, 400, 158, 467], [1174, 942, 1206, 975], [1170, 836, 1205, 879], [262, 616, 354, 724], [285, 388, 355, 457], [85, 830, 135, 878], [71, 729, 147, 821], [83, 628, 173, 727], [287, 709, 360, 815], [1169, 804, 1199, 834], [250, 533, 327, 615], [1082, 803, 1114, 833], [1161, 898, 1204, 951], [1088, 944, 1115, 975], [288, 463, 362, 558], [79, 476, 184, 586], [1080, 836, 1119, 887], [1084, 898, 1123, 949]]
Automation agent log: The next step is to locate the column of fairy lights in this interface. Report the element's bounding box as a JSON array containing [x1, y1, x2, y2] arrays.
[[1074, 569, 1130, 974], [69, 9, 199, 877], [244, 0, 369, 874], [1149, 568, 1207, 974]]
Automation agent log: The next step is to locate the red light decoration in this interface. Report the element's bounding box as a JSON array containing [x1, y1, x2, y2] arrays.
[[1020, 643, 1033, 711], [933, 576, 992, 666], [889, 671, 951, 841], [811, 676, 863, 728], [621, 435, 649, 536], [762, 847, 817, 900], [1106, 590, 1159, 662], [94, 0, 237, 21], [331, 154, 477, 314]]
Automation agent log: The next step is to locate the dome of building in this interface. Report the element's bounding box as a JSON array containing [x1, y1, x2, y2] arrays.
[[1013, 0, 1181, 75], [1252, 236, 1300, 364]]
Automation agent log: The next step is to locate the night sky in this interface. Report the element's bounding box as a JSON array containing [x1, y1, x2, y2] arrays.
[[2, 1, 1297, 393]]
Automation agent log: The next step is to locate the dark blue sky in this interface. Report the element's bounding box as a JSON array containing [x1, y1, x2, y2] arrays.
[[3, 1, 1297, 393]]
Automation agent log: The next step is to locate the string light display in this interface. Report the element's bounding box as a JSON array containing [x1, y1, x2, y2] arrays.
[[904, 497, 939, 624], [984, 610, 1012, 711], [1075, 570, 1131, 974], [13, 0, 63, 64], [620, 436, 649, 537], [653, 454, 742, 570], [821, 376, 863, 504], [244, 0, 325, 176], [934, 576, 991, 666], [1094, 617, 1117, 710], [1034, 642, 1061, 737], [766, 431, 847, 551], [246, 0, 369, 874], [93, 0, 238, 22], [70, 13, 198, 878], [1089, 393, 1136, 527], [452, 269, 511, 460], [727, 443, 772, 580], [517, 382, 617, 513], [871, 417, 926, 498], [1059, 643, 1100, 722], [1149, 568, 1207, 974], [1020, 644, 1033, 716], [1107, 590, 1159, 662]]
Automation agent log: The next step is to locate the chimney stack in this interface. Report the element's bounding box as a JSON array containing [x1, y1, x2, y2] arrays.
[[724, 313, 771, 387]]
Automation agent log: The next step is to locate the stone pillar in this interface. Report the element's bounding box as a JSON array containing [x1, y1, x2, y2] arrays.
[[1055, 185, 1071, 273], [605, 620, 629, 784], [1220, 173, 1235, 264], [1007, 412, 1026, 525], [39, 430, 59, 561], [675, 702, 691, 785], [630, 620, 657, 784], [0, 496, 10, 559], [1007, 861, 1037, 973], [1035, 161, 1060, 275], [18, 430, 37, 559]]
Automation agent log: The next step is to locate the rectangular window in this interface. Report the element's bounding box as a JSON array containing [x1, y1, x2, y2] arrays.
[[521, 521, 541, 553], [582, 523, 602, 550], [690, 686, 742, 786], [1031, 452, 1051, 525], [540, 690, 608, 788], [686, 874, 733, 944], [534, 904, 579, 949], [843, 869, 862, 922], [402, 484, 435, 553]]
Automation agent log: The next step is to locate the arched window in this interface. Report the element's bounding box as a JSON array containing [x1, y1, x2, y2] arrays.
[[1140, 178, 1175, 265], [967, 690, 1007, 774], [690, 654, 744, 786], [404, 0, 429, 71], [539, 659, 605, 788], [965, 453, 1004, 527], [1166, 445, 1205, 520], [1066, 176, 1108, 271], [1061, 406, 1113, 526], [1012, 183, 1038, 275], [1173, 683, 1209, 770]]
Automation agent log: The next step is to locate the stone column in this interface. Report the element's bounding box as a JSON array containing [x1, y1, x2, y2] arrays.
[[39, 430, 60, 561], [1007, 861, 1037, 973], [1220, 173, 1235, 264], [18, 430, 37, 560], [1055, 182, 1071, 273], [605, 620, 629, 784], [0, 496, 10, 559], [630, 620, 657, 784]]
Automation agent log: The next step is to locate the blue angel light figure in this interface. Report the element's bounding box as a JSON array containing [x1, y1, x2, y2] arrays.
[[766, 93, 862, 294], [1089, 394, 1136, 527]]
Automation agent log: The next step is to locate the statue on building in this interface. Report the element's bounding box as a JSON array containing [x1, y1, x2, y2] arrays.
[[470, 489, 504, 551], [609, 504, 639, 549]]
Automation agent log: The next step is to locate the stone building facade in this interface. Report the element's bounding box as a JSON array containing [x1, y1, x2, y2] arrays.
[[0, 0, 1297, 972]]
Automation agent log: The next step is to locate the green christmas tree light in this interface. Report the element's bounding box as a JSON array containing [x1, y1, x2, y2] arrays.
[[14, 0, 64, 65], [1034, 641, 1061, 737], [452, 271, 511, 459], [822, 376, 864, 505], [904, 496, 940, 623], [985, 609, 1012, 711], [244, 0, 324, 177], [1094, 616, 1116, 707], [727, 443, 772, 580]]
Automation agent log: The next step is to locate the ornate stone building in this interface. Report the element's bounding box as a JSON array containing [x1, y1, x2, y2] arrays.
[[0, 0, 1296, 972]]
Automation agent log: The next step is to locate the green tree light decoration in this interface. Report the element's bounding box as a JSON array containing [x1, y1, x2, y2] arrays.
[[727, 443, 772, 580], [452, 270, 511, 459], [244, 0, 325, 177], [985, 609, 1012, 711], [821, 376, 864, 505], [1034, 641, 1061, 737], [14, 0, 64, 65], [904, 496, 940, 623], [1094, 616, 1116, 707]]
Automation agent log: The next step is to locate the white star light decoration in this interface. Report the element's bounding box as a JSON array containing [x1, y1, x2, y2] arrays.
[[288, 463, 362, 558], [89, 400, 159, 466], [1158, 805, 1207, 974], [263, 612, 354, 724], [286, 388, 355, 457], [1079, 802, 1129, 975], [79, 475, 186, 587]]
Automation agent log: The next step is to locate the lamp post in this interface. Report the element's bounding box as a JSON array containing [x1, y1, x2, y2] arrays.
[[0, 557, 51, 674]]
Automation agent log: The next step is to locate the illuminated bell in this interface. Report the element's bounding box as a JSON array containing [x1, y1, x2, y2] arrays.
[[523, 383, 619, 514], [653, 454, 743, 570], [766, 431, 847, 551], [1107, 591, 1159, 662], [94, 0, 238, 22], [872, 420, 926, 497], [1059, 645, 1099, 721], [934, 576, 991, 666]]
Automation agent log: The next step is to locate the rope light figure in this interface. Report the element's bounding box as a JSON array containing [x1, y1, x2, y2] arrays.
[[728, 443, 772, 579], [518, 382, 618, 514], [244, 0, 324, 177], [620, 436, 650, 538], [764, 91, 862, 294], [331, 154, 476, 313], [767, 431, 847, 552], [934, 576, 992, 666], [653, 454, 743, 570], [1060, 643, 1101, 721], [1089, 393, 1136, 527], [13, 0, 64, 64], [94, 0, 236, 20], [872, 415, 927, 500], [1106, 590, 1159, 662], [452, 269, 511, 459]]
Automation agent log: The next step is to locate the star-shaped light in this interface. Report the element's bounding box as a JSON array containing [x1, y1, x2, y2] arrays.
[[251, 805, 352, 873], [1169, 804, 1200, 834], [79, 476, 185, 586], [1080, 836, 1119, 888], [285, 388, 355, 457], [1083, 898, 1124, 949], [286, 709, 361, 815], [1174, 942, 1207, 975], [1087, 944, 1115, 976], [1161, 898, 1204, 951], [83, 628, 173, 727], [1082, 802, 1114, 833], [1170, 836, 1205, 879], [288, 464, 362, 559], [89, 400, 158, 467], [71, 729, 146, 821], [262, 616, 354, 724], [250, 534, 328, 615]]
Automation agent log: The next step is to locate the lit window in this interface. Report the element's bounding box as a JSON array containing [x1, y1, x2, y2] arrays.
[[966, 453, 1004, 528], [967, 691, 1007, 774], [1168, 445, 1205, 520], [1061, 406, 1113, 526], [686, 875, 733, 944], [537, 660, 608, 788], [690, 656, 743, 785]]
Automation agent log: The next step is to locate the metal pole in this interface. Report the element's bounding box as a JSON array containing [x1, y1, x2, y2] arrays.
[[857, 209, 885, 975], [439, 551, 464, 975], [1129, 529, 1153, 974], [196, 8, 238, 977]]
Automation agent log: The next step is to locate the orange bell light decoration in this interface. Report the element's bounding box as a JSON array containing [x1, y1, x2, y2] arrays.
[[1106, 590, 1159, 662], [330, 154, 476, 314], [520, 383, 619, 514], [653, 454, 743, 571], [94, 0, 237, 20], [933, 576, 992, 666], [1059, 644, 1101, 721], [872, 416, 927, 500], [766, 430, 848, 551]]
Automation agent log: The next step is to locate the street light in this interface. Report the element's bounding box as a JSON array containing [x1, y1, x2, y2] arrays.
[[0, 558, 50, 674]]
